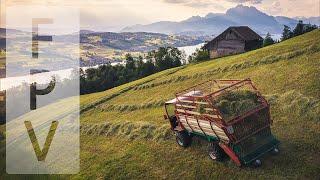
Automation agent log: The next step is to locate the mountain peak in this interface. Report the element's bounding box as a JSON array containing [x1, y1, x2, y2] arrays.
[[121, 4, 317, 35], [205, 13, 224, 19], [184, 16, 202, 22], [227, 4, 261, 15]]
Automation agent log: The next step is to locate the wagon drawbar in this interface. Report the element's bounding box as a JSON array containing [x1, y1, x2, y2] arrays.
[[164, 79, 280, 167]]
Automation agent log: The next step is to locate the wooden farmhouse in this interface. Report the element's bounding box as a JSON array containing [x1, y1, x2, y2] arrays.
[[203, 26, 263, 58]]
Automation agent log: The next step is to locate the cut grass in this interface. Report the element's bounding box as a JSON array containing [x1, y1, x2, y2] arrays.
[[213, 90, 261, 121], [81, 121, 172, 141], [76, 30, 320, 179]]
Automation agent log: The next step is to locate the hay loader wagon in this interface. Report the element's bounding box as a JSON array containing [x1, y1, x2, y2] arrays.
[[164, 79, 279, 167]]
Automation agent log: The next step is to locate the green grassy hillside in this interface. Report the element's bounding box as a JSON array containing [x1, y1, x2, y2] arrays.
[[1, 30, 320, 179], [78, 30, 320, 179]]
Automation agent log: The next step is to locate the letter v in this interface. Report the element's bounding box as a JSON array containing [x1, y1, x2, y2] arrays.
[[24, 121, 58, 161]]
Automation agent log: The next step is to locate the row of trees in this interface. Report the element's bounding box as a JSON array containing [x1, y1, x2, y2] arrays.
[[80, 47, 183, 94], [263, 20, 318, 47], [282, 20, 318, 41]]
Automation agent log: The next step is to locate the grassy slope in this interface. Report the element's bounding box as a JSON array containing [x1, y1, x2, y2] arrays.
[[1, 30, 320, 179], [77, 30, 320, 179]]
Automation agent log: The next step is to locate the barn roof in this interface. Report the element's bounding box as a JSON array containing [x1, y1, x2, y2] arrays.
[[203, 26, 262, 49], [230, 26, 263, 40]]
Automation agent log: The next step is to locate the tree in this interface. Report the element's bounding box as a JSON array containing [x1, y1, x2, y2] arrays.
[[136, 55, 144, 77], [79, 47, 182, 95], [125, 53, 135, 70], [189, 48, 210, 62], [124, 53, 137, 81], [304, 23, 318, 33], [293, 20, 304, 36], [281, 25, 293, 41], [141, 60, 156, 77], [153, 47, 182, 71], [168, 47, 182, 67], [263, 33, 275, 47]]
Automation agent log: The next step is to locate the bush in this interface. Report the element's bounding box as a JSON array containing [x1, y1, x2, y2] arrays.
[[189, 48, 210, 62]]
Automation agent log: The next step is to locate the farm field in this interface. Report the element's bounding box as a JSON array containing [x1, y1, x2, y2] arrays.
[[0, 30, 320, 179]]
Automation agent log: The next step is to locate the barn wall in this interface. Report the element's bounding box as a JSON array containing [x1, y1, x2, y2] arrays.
[[209, 50, 218, 58], [204, 28, 262, 59], [209, 39, 245, 58], [217, 40, 245, 51]]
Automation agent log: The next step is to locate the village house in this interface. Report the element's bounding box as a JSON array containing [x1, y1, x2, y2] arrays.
[[203, 26, 263, 58]]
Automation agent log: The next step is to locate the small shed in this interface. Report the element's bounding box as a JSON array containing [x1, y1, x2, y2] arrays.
[[203, 26, 263, 58]]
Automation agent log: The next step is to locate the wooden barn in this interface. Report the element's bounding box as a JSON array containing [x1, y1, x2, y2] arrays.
[[203, 26, 263, 58]]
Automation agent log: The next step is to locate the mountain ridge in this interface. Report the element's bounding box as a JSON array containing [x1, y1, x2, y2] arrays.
[[122, 5, 320, 36]]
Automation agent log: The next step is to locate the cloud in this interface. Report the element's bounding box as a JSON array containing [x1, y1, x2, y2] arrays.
[[225, 0, 263, 4], [163, 0, 189, 3], [164, 0, 264, 6], [269, 0, 282, 14], [163, 0, 227, 9], [258, 0, 282, 15]]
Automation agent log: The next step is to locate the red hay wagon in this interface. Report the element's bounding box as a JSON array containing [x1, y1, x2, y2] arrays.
[[164, 79, 279, 167]]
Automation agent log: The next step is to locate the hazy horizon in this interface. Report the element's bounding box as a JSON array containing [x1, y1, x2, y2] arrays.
[[1, 0, 319, 31]]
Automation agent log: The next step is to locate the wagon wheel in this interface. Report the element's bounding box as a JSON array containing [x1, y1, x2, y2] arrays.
[[208, 142, 224, 161], [175, 131, 192, 148]]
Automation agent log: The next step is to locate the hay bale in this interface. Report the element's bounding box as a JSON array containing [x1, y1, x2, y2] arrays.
[[213, 90, 261, 121]]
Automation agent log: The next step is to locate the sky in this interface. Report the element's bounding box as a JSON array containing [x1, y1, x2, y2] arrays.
[[1, 0, 319, 31]]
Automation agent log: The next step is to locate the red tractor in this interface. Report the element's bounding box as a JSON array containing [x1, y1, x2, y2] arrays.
[[164, 79, 279, 167]]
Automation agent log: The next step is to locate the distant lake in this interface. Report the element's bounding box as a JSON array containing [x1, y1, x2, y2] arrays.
[[0, 66, 101, 91], [178, 43, 205, 58], [260, 33, 282, 41], [1, 43, 206, 91], [272, 34, 282, 41]]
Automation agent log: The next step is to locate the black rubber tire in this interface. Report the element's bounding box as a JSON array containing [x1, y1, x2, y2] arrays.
[[208, 142, 224, 161], [175, 131, 192, 148], [252, 159, 262, 168]]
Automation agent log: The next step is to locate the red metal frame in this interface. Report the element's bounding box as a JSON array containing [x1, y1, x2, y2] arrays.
[[166, 78, 274, 165]]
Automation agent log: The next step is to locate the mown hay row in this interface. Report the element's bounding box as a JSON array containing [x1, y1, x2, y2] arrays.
[[220, 44, 318, 72], [99, 100, 165, 112], [133, 45, 318, 92], [266, 90, 320, 122], [133, 75, 190, 91], [77, 90, 319, 145], [80, 88, 131, 114], [80, 79, 156, 114], [80, 67, 191, 113], [165, 66, 187, 75], [80, 122, 173, 141]]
